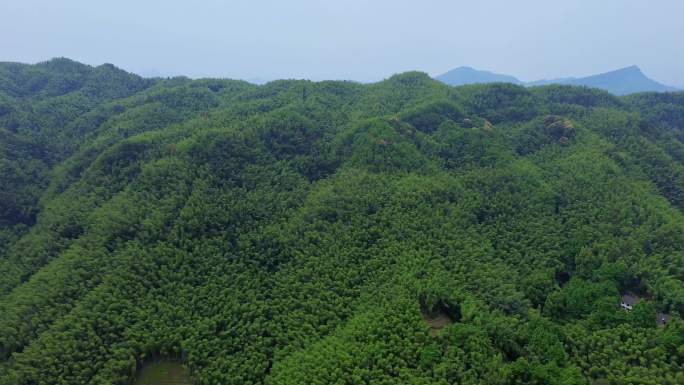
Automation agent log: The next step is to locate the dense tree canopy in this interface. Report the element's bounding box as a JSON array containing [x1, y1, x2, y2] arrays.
[[1, 59, 684, 385]]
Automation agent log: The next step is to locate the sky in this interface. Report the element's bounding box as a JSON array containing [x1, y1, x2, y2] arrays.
[[1, 0, 683, 86]]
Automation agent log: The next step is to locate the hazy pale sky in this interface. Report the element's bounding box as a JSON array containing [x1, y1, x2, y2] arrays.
[[2, 0, 683, 86]]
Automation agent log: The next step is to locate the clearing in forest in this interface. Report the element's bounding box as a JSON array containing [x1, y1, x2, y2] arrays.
[[423, 311, 454, 336], [135, 361, 192, 385]]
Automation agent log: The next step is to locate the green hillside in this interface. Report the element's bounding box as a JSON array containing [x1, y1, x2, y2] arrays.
[[2, 60, 684, 385]]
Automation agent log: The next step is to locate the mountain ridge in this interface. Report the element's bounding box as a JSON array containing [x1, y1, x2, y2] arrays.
[[434, 66, 522, 86], [436, 65, 679, 95]]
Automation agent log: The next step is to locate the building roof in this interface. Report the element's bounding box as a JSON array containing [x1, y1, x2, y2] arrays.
[[621, 294, 640, 306], [657, 313, 672, 326]]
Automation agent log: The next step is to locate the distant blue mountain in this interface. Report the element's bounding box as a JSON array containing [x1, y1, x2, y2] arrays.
[[436, 65, 679, 95], [435, 66, 521, 86], [528, 66, 679, 95]]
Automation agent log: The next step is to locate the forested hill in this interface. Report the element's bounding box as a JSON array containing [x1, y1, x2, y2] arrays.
[[2, 59, 684, 385], [0, 58, 155, 232]]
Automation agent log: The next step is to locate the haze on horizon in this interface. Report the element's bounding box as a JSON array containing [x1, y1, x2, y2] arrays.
[[1, 0, 683, 86]]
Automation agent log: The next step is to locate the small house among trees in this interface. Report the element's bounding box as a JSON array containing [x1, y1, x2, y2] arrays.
[[620, 294, 640, 310], [656, 313, 672, 327]]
